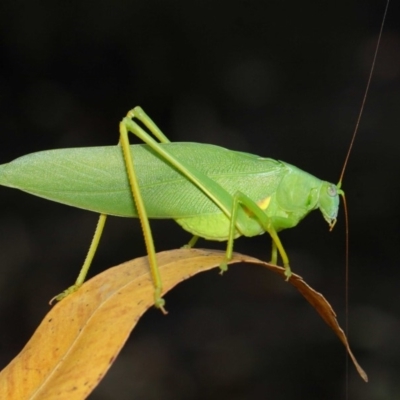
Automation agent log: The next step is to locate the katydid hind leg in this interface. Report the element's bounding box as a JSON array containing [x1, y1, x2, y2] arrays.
[[126, 106, 171, 144], [119, 120, 167, 313], [50, 213, 108, 304]]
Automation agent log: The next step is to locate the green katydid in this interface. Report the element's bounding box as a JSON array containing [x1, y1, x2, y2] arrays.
[[0, 106, 343, 312], [0, 0, 389, 313]]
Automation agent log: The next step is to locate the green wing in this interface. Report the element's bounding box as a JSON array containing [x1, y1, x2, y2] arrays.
[[0, 143, 287, 218]]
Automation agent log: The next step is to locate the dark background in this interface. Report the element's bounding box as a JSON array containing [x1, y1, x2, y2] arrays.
[[1, 0, 399, 398]]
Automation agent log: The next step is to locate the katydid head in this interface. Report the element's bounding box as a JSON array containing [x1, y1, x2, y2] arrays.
[[272, 164, 343, 232], [318, 182, 344, 231]]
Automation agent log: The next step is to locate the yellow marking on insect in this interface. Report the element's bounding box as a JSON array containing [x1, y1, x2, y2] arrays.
[[244, 196, 271, 218], [257, 196, 271, 210]]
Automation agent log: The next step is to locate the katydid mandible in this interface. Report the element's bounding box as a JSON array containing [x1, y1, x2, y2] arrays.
[[0, 107, 344, 312]]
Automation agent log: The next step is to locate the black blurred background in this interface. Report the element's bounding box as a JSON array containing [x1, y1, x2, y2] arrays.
[[1, 0, 400, 399]]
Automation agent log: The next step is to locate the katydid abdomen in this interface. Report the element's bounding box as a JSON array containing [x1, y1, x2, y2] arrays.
[[0, 142, 339, 241]]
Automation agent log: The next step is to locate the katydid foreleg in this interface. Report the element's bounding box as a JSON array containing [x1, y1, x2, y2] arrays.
[[225, 190, 292, 279]]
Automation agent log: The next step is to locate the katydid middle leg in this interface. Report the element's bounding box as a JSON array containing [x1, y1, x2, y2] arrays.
[[183, 235, 200, 249], [270, 242, 278, 265]]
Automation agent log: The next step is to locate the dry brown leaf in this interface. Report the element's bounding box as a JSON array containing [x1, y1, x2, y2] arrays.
[[0, 248, 367, 400]]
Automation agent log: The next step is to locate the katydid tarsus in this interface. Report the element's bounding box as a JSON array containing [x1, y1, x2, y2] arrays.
[[0, 3, 389, 314]]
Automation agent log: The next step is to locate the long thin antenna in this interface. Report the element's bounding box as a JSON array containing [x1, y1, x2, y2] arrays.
[[342, 2, 390, 397], [339, 0, 390, 185], [342, 192, 350, 399]]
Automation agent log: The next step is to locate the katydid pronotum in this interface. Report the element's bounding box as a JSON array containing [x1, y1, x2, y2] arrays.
[[0, 4, 388, 314]]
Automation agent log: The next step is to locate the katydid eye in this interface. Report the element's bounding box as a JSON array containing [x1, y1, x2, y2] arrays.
[[327, 185, 337, 197]]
